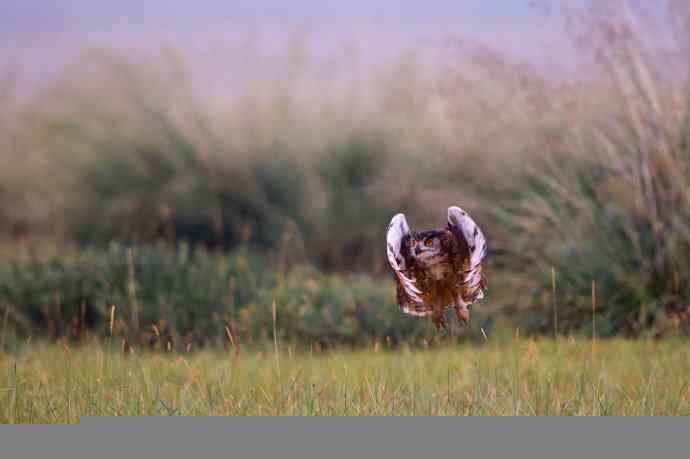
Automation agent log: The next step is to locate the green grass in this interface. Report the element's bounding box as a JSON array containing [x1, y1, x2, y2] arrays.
[[2, 338, 689, 421]]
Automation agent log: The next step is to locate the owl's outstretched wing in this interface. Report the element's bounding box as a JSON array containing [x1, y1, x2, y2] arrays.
[[386, 213, 430, 316], [447, 206, 487, 306]]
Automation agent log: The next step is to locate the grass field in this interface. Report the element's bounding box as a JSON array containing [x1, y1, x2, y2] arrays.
[[2, 338, 689, 421]]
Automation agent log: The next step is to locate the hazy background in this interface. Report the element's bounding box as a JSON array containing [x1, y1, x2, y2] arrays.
[[0, 0, 689, 349]]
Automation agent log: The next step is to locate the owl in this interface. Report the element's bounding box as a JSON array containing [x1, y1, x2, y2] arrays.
[[386, 206, 487, 330]]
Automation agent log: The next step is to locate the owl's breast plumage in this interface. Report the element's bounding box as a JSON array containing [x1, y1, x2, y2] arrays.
[[411, 262, 461, 307], [427, 262, 453, 281]]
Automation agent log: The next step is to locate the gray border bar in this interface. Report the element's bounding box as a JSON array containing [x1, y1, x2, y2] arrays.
[[2, 417, 689, 459]]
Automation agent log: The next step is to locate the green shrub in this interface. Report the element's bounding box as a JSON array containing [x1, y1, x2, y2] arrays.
[[0, 244, 443, 349]]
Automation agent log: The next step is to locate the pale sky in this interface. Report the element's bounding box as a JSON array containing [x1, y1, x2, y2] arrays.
[[0, 0, 672, 83]]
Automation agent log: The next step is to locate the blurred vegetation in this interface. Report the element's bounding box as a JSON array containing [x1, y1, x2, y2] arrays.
[[0, 244, 446, 350], [22, 52, 422, 272], [483, 11, 690, 338], [1, 2, 690, 347]]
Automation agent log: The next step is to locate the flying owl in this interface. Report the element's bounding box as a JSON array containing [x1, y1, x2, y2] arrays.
[[386, 206, 487, 330]]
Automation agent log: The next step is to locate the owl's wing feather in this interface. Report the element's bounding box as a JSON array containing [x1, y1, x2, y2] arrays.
[[447, 206, 487, 305], [386, 213, 430, 316]]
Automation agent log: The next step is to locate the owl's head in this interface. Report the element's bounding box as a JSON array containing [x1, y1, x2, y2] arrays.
[[411, 230, 446, 265]]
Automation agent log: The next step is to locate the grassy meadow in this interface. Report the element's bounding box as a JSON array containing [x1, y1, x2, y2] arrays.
[[2, 338, 690, 421], [1, 3, 690, 419]]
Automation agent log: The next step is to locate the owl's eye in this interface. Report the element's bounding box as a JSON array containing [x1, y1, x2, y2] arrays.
[[424, 239, 433, 247]]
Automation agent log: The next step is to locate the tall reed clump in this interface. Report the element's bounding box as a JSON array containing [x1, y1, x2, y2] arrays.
[[37, 52, 312, 250], [24, 50, 429, 271], [482, 10, 690, 336]]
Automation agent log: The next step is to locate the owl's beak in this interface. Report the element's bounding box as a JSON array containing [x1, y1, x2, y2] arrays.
[[414, 246, 422, 256]]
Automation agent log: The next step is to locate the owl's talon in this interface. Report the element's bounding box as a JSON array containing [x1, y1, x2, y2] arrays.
[[432, 313, 448, 331], [455, 306, 470, 325]]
